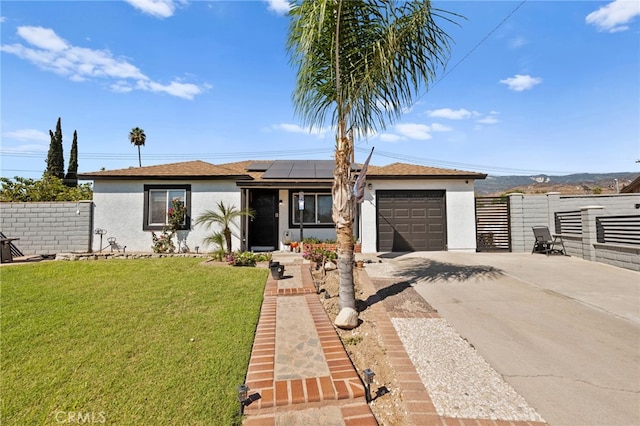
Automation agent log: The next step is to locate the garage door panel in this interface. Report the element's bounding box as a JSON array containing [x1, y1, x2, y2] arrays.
[[428, 224, 443, 233], [411, 208, 427, 218], [395, 224, 410, 233], [412, 224, 426, 233], [395, 209, 410, 219], [377, 190, 445, 252]]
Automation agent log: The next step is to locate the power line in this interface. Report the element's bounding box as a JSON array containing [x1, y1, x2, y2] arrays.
[[354, 147, 579, 175], [428, 0, 528, 94], [2, 145, 581, 176]]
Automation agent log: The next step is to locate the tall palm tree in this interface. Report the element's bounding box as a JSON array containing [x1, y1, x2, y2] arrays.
[[129, 127, 146, 167], [287, 0, 456, 321], [195, 201, 255, 255]]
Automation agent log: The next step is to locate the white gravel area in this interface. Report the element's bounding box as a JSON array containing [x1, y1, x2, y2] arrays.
[[392, 317, 544, 422]]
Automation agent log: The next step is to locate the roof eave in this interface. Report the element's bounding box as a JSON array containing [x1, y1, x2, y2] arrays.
[[77, 174, 252, 181], [370, 174, 487, 180], [237, 180, 333, 188]]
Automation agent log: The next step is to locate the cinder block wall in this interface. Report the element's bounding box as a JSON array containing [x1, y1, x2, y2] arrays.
[[0, 201, 94, 255]]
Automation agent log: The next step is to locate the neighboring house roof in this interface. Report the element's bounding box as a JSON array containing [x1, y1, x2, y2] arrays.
[[78, 159, 487, 182], [620, 175, 640, 193], [77, 160, 252, 180]]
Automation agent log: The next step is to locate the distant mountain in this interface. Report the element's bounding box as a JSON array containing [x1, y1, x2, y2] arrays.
[[475, 172, 640, 196]]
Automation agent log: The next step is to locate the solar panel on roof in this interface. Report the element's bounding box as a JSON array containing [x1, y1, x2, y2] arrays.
[[246, 162, 272, 171], [271, 161, 294, 168], [260, 160, 336, 179], [291, 168, 315, 178]]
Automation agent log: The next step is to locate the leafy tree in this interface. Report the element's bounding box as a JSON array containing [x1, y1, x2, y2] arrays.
[[65, 130, 79, 187], [287, 0, 456, 319], [1, 175, 92, 202], [45, 117, 65, 179], [129, 127, 146, 167], [195, 201, 255, 255]]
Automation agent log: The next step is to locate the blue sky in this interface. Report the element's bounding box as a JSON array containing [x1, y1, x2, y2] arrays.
[[1, 0, 639, 180]]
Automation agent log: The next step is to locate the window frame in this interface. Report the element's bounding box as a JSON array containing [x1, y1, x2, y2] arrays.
[[289, 190, 334, 228], [143, 184, 191, 231]]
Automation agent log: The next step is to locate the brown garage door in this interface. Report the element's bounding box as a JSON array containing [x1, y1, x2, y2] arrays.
[[377, 190, 446, 252]]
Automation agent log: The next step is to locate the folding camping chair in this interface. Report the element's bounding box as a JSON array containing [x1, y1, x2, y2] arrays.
[[531, 226, 566, 255]]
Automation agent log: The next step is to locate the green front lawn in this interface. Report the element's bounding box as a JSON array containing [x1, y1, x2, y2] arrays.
[[1, 258, 267, 425]]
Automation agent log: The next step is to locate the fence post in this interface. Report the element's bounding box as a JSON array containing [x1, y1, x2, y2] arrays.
[[581, 205, 604, 261], [546, 192, 561, 231]]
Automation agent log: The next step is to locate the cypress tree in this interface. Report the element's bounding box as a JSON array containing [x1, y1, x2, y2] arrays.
[[45, 117, 65, 179], [65, 130, 78, 187]]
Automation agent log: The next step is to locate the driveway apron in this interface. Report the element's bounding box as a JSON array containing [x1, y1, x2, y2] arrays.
[[384, 252, 640, 426]]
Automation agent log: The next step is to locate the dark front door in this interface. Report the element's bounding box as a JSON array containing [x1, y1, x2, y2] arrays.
[[377, 190, 446, 252], [248, 189, 278, 251]]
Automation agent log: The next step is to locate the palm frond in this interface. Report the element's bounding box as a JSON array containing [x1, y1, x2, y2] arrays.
[[287, 0, 459, 138]]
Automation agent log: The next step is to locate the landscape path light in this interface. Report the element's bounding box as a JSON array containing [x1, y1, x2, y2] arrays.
[[237, 384, 249, 415], [363, 368, 375, 403]]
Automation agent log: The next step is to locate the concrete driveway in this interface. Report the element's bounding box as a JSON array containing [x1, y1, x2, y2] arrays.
[[379, 252, 640, 426]]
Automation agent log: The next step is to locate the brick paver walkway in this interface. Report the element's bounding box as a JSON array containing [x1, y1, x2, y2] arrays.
[[242, 256, 377, 425]]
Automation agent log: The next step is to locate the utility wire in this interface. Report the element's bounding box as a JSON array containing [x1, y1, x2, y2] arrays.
[[2, 145, 580, 176], [353, 147, 579, 175], [427, 0, 528, 93]]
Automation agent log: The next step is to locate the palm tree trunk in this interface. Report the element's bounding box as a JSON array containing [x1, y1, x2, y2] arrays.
[[224, 228, 232, 254], [333, 130, 356, 311], [137, 146, 142, 167]]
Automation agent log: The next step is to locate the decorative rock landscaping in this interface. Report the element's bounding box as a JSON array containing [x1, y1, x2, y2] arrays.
[[54, 252, 209, 261]]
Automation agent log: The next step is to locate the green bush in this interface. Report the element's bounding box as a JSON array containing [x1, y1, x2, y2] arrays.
[[303, 246, 337, 264], [225, 251, 271, 267], [0, 175, 92, 202]]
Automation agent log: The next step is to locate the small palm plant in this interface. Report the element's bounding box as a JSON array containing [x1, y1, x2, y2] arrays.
[[202, 231, 226, 261], [195, 201, 255, 254]]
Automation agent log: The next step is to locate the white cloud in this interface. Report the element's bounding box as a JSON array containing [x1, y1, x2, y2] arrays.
[[395, 123, 432, 140], [110, 81, 134, 93], [379, 133, 405, 142], [137, 80, 203, 100], [586, 0, 640, 33], [265, 0, 291, 15], [269, 123, 328, 137], [1, 16, 8, 23], [1, 144, 49, 153], [125, 0, 178, 18], [17, 26, 68, 51], [509, 36, 527, 49], [427, 108, 472, 120], [3, 129, 49, 142], [476, 116, 499, 125], [430, 123, 452, 132], [475, 111, 500, 125], [0, 26, 205, 100], [499, 74, 542, 91]]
